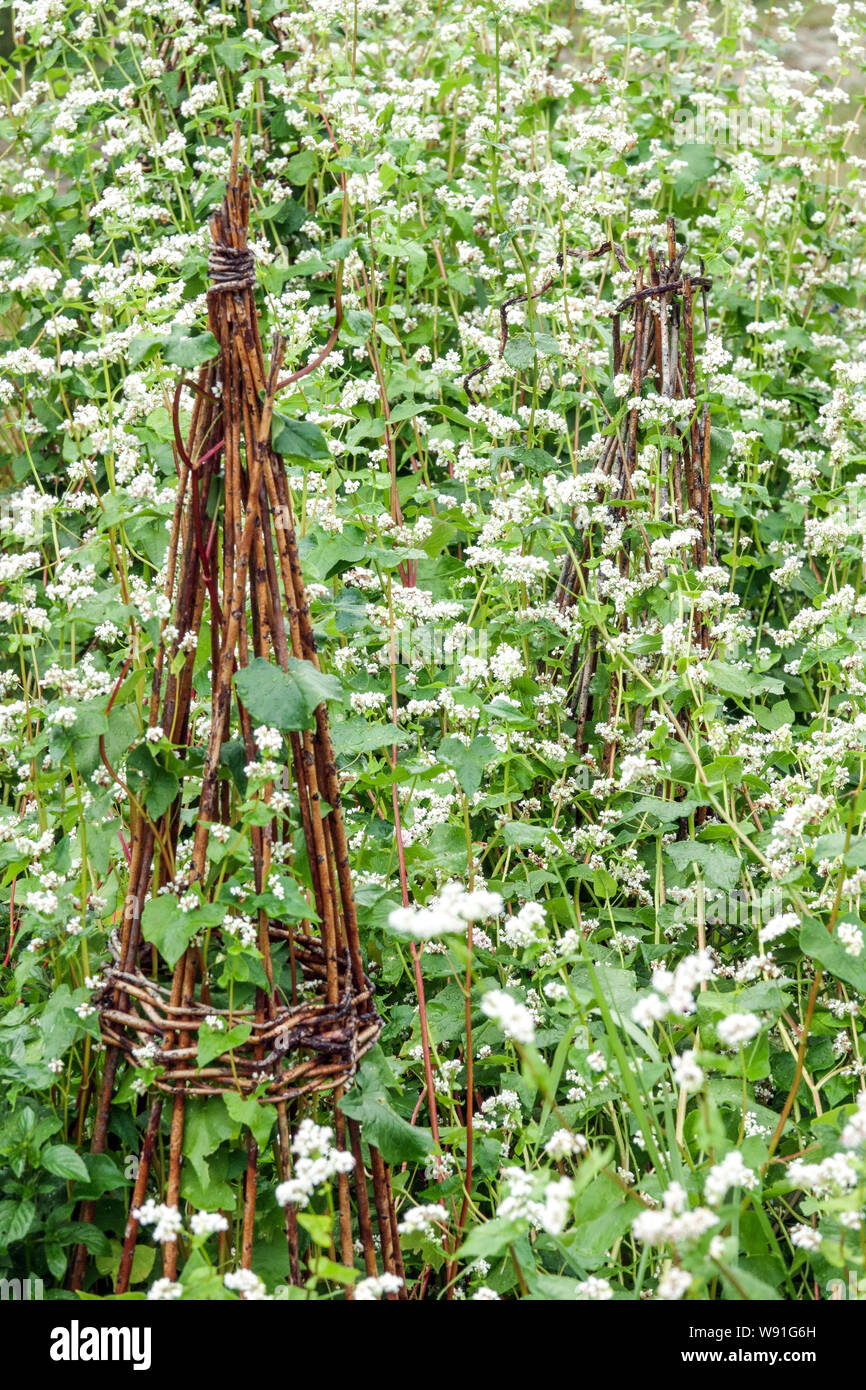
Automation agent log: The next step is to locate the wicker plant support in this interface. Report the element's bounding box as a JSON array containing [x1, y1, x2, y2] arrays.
[[554, 218, 717, 787], [465, 217, 717, 814], [68, 130, 404, 1298]]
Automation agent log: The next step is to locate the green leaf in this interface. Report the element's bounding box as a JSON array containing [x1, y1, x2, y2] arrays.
[[74, 1154, 130, 1201], [703, 659, 784, 698], [309, 1256, 360, 1284], [219, 738, 248, 796], [439, 734, 497, 796], [128, 334, 162, 368], [752, 699, 794, 731], [673, 141, 716, 193], [501, 821, 549, 847], [330, 718, 407, 757], [503, 336, 536, 369], [141, 895, 195, 969], [800, 915, 866, 994], [0, 1198, 35, 1245], [141, 895, 226, 969], [297, 1212, 333, 1247], [457, 1215, 527, 1260], [709, 426, 734, 468], [285, 656, 343, 716], [42, 1143, 90, 1182], [214, 38, 248, 70], [251, 874, 317, 922], [128, 744, 179, 820], [533, 332, 562, 357], [286, 150, 316, 184], [197, 1021, 252, 1070], [716, 1262, 782, 1302], [235, 656, 342, 731], [181, 1146, 235, 1211], [223, 1092, 276, 1150], [271, 415, 330, 461], [339, 1052, 435, 1165], [567, 1179, 633, 1266], [95, 1242, 155, 1287], [162, 331, 218, 368], [183, 1097, 234, 1186], [664, 841, 741, 891], [339, 1088, 434, 1164]]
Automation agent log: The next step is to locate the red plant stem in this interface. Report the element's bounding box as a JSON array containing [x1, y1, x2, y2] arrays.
[[409, 1086, 427, 1127], [106, 654, 133, 715], [457, 925, 474, 1230], [274, 290, 342, 391], [191, 467, 223, 628], [390, 777, 441, 1155], [3, 877, 17, 967]]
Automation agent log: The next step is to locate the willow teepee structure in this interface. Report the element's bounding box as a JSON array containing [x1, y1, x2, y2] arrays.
[[555, 217, 716, 778], [465, 219, 717, 806], [69, 130, 404, 1298]]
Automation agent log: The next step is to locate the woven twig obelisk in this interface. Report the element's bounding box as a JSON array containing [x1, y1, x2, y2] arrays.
[[554, 218, 717, 785], [69, 130, 404, 1298]]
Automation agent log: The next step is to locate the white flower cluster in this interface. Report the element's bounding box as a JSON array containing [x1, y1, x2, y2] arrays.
[[656, 1267, 694, 1301], [147, 1278, 182, 1301], [254, 725, 283, 757], [759, 911, 799, 945], [841, 1090, 866, 1149], [481, 989, 536, 1045], [787, 1153, 859, 1197], [501, 900, 547, 949], [575, 1275, 613, 1300], [397, 1203, 448, 1236], [274, 1118, 355, 1209], [790, 1224, 822, 1252], [703, 1151, 760, 1206], [632, 1182, 717, 1246], [716, 1012, 763, 1048], [672, 1049, 704, 1093], [544, 1128, 588, 1160], [133, 1200, 183, 1244], [631, 950, 715, 1028], [838, 920, 864, 958], [224, 1268, 271, 1300], [496, 1168, 574, 1236], [190, 1211, 229, 1236], [354, 1273, 404, 1300], [389, 881, 504, 940]]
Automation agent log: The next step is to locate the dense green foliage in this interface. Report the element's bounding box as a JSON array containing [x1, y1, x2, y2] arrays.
[[1, 0, 866, 1301]]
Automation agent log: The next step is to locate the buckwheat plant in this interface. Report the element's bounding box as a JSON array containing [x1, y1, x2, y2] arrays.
[[0, 0, 865, 1301]]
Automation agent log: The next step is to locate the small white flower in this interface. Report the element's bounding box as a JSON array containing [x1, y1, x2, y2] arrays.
[[544, 1129, 588, 1160], [672, 1050, 704, 1093], [657, 1267, 693, 1300], [790, 1223, 822, 1251], [576, 1275, 612, 1300], [224, 1268, 271, 1299], [716, 1012, 762, 1047], [190, 1211, 229, 1237], [398, 1203, 448, 1235], [480, 989, 536, 1045], [133, 1201, 183, 1244], [147, 1278, 182, 1300], [354, 1273, 404, 1300]]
